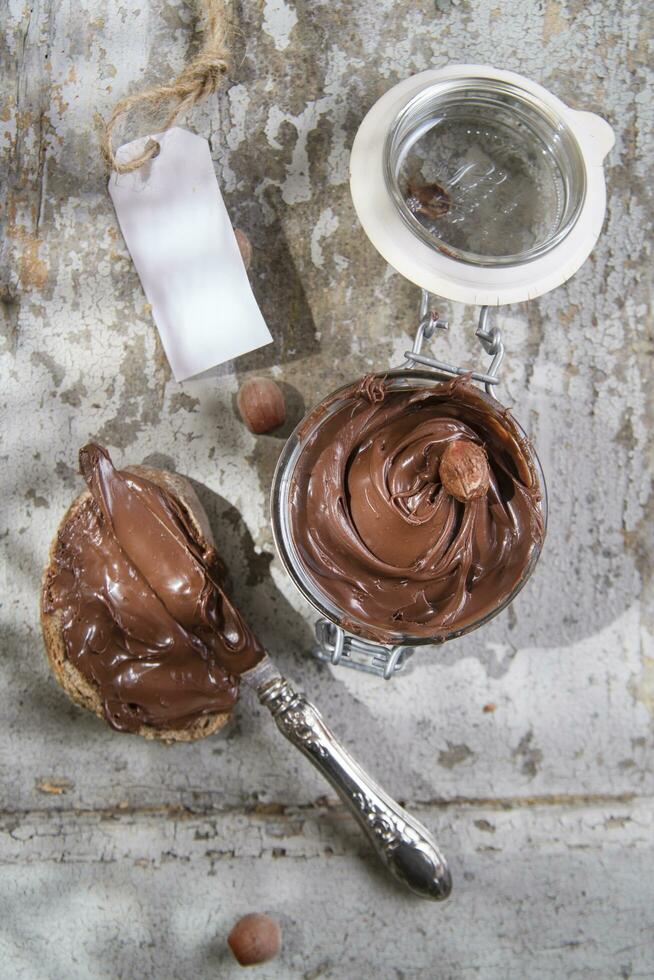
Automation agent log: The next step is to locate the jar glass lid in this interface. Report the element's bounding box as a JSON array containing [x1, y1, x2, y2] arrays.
[[350, 66, 614, 306], [386, 79, 586, 267]]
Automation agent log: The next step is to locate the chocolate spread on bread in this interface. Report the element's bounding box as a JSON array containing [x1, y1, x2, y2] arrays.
[[44, 445, 263, 732]]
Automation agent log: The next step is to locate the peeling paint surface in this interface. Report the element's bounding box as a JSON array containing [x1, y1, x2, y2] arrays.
[[1, 1, 653, 978]]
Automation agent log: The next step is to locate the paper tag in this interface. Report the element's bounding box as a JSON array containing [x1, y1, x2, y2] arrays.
[[108, 127, 272, 381]]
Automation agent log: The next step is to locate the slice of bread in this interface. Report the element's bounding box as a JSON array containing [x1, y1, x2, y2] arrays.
[[40, 465, 233, 743]]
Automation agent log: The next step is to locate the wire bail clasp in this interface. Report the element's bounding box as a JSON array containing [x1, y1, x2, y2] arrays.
[[313, 620, 415, 679], [401, 289, 505, 396]]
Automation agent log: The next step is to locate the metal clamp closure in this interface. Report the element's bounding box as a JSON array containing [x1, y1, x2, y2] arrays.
[[313, 620, 414, 679], [401, 289, 505, 397]]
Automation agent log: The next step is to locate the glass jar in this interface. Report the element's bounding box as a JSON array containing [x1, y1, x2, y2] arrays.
[[271, 368, 547, 649]]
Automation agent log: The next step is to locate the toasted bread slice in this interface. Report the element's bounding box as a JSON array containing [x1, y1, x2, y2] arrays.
[[40, 465, 232, 743]]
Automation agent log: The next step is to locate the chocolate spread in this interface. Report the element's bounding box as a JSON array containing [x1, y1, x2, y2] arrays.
[[289, 375, 544, 642], [44, 444, 263, 732]]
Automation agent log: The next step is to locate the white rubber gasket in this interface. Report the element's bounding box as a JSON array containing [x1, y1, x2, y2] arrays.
[[349, 65, 614, 306]]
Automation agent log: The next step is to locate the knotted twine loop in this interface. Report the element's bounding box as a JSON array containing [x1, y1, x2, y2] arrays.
[[100, 0, 230, 174]]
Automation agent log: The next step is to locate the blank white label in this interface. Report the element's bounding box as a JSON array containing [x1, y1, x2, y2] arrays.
[[108, 127, 272, 381]]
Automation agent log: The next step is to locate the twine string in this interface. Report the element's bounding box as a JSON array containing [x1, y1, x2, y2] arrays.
[[100, 0, 230, 173]]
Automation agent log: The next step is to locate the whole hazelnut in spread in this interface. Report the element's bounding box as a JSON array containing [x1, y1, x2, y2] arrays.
[[227, 912, 282, 967], [439, 439, 490, 502], [237, 377, 286, 434]]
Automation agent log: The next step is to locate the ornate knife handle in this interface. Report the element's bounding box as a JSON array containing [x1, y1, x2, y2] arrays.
[[258, 676, 452, 901]]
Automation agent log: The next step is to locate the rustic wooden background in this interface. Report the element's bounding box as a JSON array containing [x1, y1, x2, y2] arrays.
[[1, 1, 652, 977]]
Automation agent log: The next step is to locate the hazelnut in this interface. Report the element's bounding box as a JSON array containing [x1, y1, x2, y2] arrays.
[[237, 377, 286, 434], [440, 440, 490, 502], [227, 913, 282, 967], [234, 228, 253, 270], [406, 180, 451, 220]]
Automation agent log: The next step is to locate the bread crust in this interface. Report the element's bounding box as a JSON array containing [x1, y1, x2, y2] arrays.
[[40, 465, 232, 743]]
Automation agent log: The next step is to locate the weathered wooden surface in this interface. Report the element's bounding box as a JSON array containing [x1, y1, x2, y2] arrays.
[[1, 1, 652, 977], [2, 798, 652, 979]]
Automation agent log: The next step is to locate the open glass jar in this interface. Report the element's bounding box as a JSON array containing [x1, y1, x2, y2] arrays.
[[271, 65, 613, 678], [272, 363, 547, 636]]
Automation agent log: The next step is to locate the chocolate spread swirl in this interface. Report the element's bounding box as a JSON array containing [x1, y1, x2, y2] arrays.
[[289, 376, 544, 642], [44, 444, 263, 732]]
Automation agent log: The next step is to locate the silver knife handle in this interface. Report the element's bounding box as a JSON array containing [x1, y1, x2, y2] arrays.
[[258, 676, 452, 901]]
